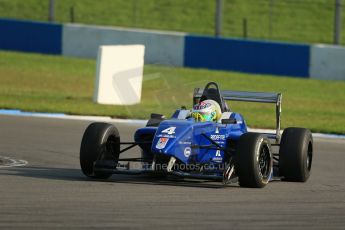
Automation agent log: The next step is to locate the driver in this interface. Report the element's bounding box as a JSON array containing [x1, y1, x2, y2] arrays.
[[191, 99, 221, 122]]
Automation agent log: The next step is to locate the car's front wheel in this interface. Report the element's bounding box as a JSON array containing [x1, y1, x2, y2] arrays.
[[236, 133, 273, 188], [80, 122, 120, 179]]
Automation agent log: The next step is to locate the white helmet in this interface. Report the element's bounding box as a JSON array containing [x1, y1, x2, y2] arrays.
[[191, 99, 221, 122]]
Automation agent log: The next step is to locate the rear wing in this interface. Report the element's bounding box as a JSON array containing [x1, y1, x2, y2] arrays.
[[193, 88, 282, 143]]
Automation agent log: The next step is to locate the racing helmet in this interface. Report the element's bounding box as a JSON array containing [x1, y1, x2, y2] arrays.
[[191, 99, 221, 122]]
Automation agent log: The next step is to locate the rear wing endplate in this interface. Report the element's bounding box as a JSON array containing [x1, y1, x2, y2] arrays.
[[193, 88, 282, 143]]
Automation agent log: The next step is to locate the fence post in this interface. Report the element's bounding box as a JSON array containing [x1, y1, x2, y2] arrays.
[[243, 18, 247, 38], [70, 6, 75, 23], [215, 0, 223, 37], [269, 0, 274, 38], [334, 0, 342, 45], [48, 0, 55, 22], [132, 0, 138, 26]]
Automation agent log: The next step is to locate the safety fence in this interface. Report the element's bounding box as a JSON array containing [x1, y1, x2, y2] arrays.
[[0, 0, 344, 45]]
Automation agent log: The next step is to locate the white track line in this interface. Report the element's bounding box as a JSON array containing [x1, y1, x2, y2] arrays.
[[0, 156, 28, 168]]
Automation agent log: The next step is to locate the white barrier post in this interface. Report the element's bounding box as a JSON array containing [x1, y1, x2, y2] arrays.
[[93, 45, 145, 105]]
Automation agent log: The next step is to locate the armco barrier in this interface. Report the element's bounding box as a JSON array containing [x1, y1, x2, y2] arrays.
[[0, 18, 62, 54], [310, 44, 345, 80], [184, 35, 310, 77], [62, 24, 185, 66]]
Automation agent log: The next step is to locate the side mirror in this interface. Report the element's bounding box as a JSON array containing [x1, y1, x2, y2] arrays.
[[221, 118, 237, 124], [150, 113, 165, 119]]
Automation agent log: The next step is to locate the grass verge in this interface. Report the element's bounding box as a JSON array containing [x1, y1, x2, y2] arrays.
[[0, 50, 344, 134]]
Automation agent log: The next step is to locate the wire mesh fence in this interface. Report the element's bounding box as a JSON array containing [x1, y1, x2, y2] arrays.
[[0, 0, 344, 45], [222, 0, 344, 44]]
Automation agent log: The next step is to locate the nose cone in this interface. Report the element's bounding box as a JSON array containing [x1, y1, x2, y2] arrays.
[[152, 120, 194, 161]]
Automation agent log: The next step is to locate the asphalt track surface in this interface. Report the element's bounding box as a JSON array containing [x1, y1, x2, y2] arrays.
[[0, 115, 344, 229]]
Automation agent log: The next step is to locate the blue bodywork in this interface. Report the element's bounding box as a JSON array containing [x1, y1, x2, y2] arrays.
[[134, 110, 247, 171], [82, 81, 285, 187]]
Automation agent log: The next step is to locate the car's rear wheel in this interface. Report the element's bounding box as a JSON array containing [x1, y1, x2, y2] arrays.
[[80, 122, 120, 179], [236, 133, 272, 188], [279, 127, 313, 182]]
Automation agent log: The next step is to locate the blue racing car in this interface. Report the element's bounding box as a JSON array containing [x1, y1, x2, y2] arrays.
[[80, 82, 313, 188]]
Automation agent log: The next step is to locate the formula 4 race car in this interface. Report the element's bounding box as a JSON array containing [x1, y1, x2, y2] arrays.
[[80, 82, 313, 188]]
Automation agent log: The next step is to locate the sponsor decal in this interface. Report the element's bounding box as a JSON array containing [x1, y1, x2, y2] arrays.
[[156, 138, 169, 149], [179, 141, 192, 145], [184, 147, 191, 157], [157, 134, 176, 139], [193, 101, 211, 110], [212, 150, 223, 162], [212, 157, 223, 162], [210, 134, 226, 141]]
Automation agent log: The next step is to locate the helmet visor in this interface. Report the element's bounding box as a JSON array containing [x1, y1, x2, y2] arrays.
[[191, 111, 215, 122]]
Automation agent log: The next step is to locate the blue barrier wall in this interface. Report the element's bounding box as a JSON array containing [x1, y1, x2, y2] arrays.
[[184, 35, 310, 77], [0, 19, 62, 54], [3, 19, 344, 80]]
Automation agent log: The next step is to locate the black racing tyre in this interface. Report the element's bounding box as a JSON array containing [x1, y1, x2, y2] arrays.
[[146, 113, 165, 127], [236, 133, 273, 188], [80, 122, 120, 179], [146, 118, 163, 127], [141, 117, 162, 169], [279, 127, 313, 182], [151, 154, 169, 178]]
